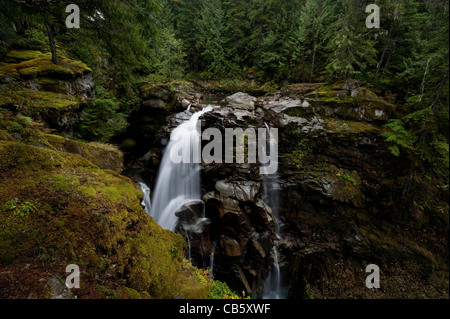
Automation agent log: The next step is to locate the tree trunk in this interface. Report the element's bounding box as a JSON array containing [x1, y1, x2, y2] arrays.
[[380, 43, 395, 81], [46, 23, 59, 65], [372, 23, 395, 85], [310, 39, 317, 83], [372, 41, 388, 85]]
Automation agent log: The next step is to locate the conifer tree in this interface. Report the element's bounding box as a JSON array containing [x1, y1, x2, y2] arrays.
[[325, 0, 377, 80]]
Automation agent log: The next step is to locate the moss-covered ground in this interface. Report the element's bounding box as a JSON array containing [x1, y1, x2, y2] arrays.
[[0, 109, 237, 299]]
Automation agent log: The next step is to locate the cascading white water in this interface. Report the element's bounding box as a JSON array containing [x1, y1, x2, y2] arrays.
[[139, 182, 152, 215], [263, 247, 282, 299], [262, 122, 284, 299], [149, 107, 213, 231]]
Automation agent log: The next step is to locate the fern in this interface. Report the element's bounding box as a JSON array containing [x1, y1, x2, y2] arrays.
[[381, 119, 415, 157]]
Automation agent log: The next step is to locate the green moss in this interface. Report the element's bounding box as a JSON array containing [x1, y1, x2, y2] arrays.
[[46, 134, 124, 173], [76, 186, 97, 197], [48, 174, 81, 191], [0, 129, 13, 140], [281, 83, 323, 97], [286, 139, 312, 169], [1, 51, 91, 79], [324, 118, 380, 134], [0, 50, 91, 88], [4, 50, 45, 62], [0, 87, 80, 110], [117, 287, 151, 299], [0, 140, 94, 173], [283, 106, 315, 121]]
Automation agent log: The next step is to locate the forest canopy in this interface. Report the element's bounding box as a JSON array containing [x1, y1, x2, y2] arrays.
[[0, 0, 448, 188]]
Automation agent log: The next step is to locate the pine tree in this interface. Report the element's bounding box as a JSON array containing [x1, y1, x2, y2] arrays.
[[324, 0, 378, 80], [381, 0, 449, 198], [194, 0, 234, 77], [290, 0, 334, 82], [172, 0, 203, 72], [150, 0, 186, 82], [255, 0, 302, 81]]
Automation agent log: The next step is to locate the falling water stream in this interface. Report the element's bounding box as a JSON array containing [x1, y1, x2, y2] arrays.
[[138, 108, 284, 299], [209, 241, 216, 276], [262, 122, 284, 299], [149, 107, 213, 231], [139, 182, 152, 215]]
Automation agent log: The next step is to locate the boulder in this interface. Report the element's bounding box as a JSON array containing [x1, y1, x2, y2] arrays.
[[175, 200, 204, 221], [221, 92, 256, 111], [181, 99, 191, 109]]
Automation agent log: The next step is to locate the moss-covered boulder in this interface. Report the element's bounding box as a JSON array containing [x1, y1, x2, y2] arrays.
[[0, 50, 92, 81]]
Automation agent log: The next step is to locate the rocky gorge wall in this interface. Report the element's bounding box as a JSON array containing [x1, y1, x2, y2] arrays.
[[130, 80, 449, 299]]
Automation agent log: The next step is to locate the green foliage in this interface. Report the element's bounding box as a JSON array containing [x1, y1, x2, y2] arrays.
[[150, 28, 186, 82], [304, 283, 314, 299], [13, 27, 48, 52], [2, 198, 36, 217], [287, 139, 312, 169], [80, 98, 128, 143], [324, 0, 377, 80], [169, 244, 178, 259], [194, 0, 236, 77], [208, 280, 241, 299], [338, 172, 359, 187], [381, 119, 415, 157]]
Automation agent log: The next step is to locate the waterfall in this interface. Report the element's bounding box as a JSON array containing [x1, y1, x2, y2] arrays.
[[209, 241, 216, 276], [263, 247, 281, 299], [262, 123, 281, 236], [262, 122, 284, 299], [186, 233, 192, 261], [138, 182, 151, 215], [149, 107, 213, 231]]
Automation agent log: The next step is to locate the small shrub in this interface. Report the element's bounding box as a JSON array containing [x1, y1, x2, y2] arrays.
[[2, 198, 36, 217], [80, 98, 128, 143]]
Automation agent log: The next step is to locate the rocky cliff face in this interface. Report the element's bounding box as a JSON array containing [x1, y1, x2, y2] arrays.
[[138, 82, 448, 299], [256, 82, 448, 298]]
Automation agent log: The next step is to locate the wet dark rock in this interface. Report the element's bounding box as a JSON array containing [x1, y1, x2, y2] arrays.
[[175, 200, 204, 222], [130, 81, 448, 299]]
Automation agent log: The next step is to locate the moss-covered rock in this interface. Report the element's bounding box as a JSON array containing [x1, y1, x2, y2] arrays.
[[0, 50, 94, 133], [0, 50, 91, 81], [0, 113, 214, 299], [46, 134, 124, 173], [304, 84, 396, 122]]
